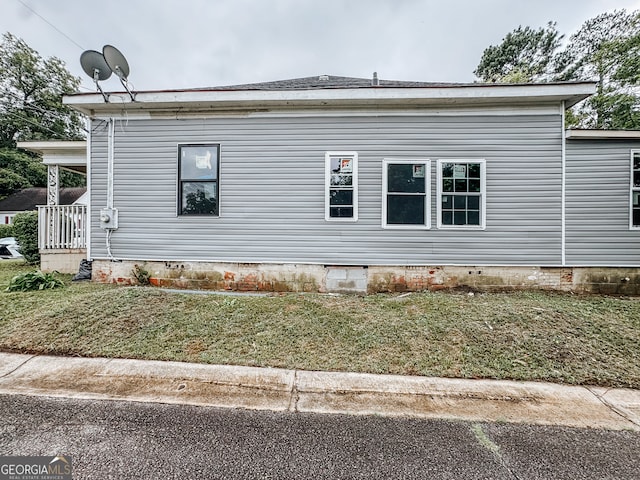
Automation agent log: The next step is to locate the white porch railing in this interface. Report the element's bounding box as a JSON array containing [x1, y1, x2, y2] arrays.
[[38, 205, 87, 250]]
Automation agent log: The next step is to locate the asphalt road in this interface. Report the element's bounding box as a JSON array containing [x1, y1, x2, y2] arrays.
[[1, 394, 639, 479]]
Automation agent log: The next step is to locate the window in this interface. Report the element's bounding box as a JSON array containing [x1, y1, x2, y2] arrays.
[[632, 151, 640, 229], [437, 159, 486, 229], [325, 152, 358, 221], [382, 159, 430, 228], [178, 144, 220, 216]]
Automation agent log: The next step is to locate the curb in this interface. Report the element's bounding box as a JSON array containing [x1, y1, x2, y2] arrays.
[[1, 353, 639, 431]]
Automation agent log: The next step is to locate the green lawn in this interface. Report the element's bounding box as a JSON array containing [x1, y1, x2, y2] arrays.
[[1, 260, 639, 388]]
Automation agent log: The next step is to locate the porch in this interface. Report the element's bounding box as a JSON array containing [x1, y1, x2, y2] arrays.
[[17, 141, 88, 274]]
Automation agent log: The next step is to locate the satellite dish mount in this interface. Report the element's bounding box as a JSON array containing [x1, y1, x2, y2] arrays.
[[79, 45, 136, 103]]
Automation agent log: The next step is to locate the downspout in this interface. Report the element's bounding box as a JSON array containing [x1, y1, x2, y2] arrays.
[[85, 116, 92, 261], [106, 117, 116, 260], [561, 101, 566, 267]]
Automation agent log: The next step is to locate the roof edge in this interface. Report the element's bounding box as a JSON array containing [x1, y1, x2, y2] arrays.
[[566, 129, 640, 139]]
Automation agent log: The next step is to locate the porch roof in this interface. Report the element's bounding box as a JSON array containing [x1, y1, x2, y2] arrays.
[[17, 141, 87, 175]]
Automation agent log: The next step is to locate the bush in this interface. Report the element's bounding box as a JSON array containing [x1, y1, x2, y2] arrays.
[[12, 211, 39, 265], [5, 270, 64, 292], [0, 223, 14, 238]]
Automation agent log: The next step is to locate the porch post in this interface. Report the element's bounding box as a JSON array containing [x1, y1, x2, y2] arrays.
[[47, 165, 59, 205]]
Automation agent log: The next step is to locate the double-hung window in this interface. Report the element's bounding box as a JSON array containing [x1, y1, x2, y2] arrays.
[[632, 150, 640, 229], [437, 159, 486, 229], [178, 144, 220, 216], [382, 159, 430, 228], [325, 152, 358, 221]]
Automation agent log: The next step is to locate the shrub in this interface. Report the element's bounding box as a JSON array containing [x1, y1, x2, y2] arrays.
[[0, 223, 14, 238], [5, 270, 64, 292], [131, 264, 151, 285], [12, 211, 39, 264]]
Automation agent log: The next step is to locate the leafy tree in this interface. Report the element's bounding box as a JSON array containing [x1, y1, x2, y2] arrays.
[[474, 22, 563, 83], [0, 33, 85, 198], [0, 32, 84, 147], [475, 10, 640, 129], [557, 10, 640, 128]]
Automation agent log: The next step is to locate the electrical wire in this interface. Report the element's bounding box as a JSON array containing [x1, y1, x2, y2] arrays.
[[14, 0, 85, 51]]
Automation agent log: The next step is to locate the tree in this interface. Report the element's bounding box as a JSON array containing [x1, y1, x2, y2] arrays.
[[474, 22, 563, 83], [0, 32, 84, 147], [0, 32, 85, 198], [557, 10, 640, 128], [474, 10, 640, 129]]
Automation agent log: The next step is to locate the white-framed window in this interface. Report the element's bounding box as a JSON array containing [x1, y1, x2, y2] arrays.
[[382, 159, 431, 229], [325, 151, 358, 221], [631, 150, 640, 229], [437, 159, 486, 229], [178, 144, 220, 216]]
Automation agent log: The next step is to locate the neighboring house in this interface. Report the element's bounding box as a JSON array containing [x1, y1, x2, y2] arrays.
[[63, 75, 640, 294], [0, 187, 86, 225]]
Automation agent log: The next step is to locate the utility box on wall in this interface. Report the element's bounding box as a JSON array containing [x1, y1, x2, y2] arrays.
[[99, 208, 118, 230]]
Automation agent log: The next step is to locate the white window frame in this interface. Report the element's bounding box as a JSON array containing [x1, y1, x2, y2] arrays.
[[631, 150, 640, 230], [382, 158, 431, 229], [436, 159, 486, 230], [325, 151, 358, 222]]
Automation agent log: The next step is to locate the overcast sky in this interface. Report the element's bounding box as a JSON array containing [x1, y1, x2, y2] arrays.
[[2, 0, 640, 93]]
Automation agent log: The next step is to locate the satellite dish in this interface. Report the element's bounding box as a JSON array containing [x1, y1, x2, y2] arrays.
[[80, 50, 112, 101], [103, 45, 130, 81], [80, 50, 112, 81]]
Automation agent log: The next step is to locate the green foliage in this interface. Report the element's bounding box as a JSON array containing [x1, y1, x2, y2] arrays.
[[0, 32, 84, 148], [0, 147, 46, 199], [5, 270, 64, 292], [474, 9, 640, 130], [474, 22, 563, 83], [0, 224, 14, 238], [131, 264, 151, 286], [12, 211, 39, 264]]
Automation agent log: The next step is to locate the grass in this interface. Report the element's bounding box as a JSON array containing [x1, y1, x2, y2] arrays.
[[1, 260, 639, 388]]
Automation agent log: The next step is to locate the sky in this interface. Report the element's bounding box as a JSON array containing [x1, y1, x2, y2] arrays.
[[2, 0, 640, 93]]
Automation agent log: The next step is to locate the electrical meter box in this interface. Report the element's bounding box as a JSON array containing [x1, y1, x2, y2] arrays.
[[99, 208, 118, 230]]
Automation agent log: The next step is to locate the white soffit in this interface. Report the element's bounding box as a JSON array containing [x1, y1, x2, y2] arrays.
[[64, 82, 596, 116], [566, 129, 640, 139]]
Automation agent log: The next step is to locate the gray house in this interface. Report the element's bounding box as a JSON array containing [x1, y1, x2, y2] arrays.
[[63, 75, 640, 294]]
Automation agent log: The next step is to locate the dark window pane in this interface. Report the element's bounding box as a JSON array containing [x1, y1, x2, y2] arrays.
[[442, 211, 453, 225], [443, 179, 453, 192], [634, 154, 640, 171], [181, 182, 218, 215], [330, 207, 353, 218], [633, 208, 640, 227], [634, 192, 640, 207], [331, 175, 352, 187], [454, 179, 467, 192], [454, 196, 466, 209], [387, 195, 425, 225], [387, 164, 425, 193], [180, 146, 218, 180], [442, 163, 453, 178], [468, 195, 480, 210], [469, 179, 481, 192], [634, 171, 640, 188], [468, 211, 480, 225], [330, 190, 353, 206], [454, 211, 466, 225], [442, 195, 452, 208], [468, 163, 481, 178]]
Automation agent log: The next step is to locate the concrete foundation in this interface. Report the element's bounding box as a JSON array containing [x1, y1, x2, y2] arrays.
[[40, 250, 86, 274], [90, 260, 640, 295]]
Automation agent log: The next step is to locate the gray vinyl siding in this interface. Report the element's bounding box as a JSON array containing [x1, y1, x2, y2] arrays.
[[566, 139, 640, 266], [89, 113, 563, 265]]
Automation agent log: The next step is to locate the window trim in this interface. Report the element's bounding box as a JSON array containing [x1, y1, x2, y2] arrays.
[[325, 151, 358, 222], [177, 143, 221, 217], [631, 150, 640, 230], [381, 158, 431, 230], [436, 159, 486, 230]]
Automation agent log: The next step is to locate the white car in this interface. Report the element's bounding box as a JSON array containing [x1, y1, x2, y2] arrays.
[[0, 237, 22, 259]]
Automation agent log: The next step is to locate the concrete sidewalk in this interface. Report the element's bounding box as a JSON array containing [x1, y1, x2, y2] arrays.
[[1, 352, 638, 431]]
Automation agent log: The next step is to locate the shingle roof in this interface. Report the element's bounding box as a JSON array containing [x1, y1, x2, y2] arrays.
[[194, 75, 465, 91], [0, 187, 86, 211]]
